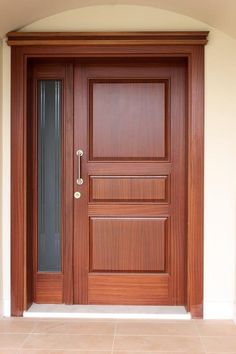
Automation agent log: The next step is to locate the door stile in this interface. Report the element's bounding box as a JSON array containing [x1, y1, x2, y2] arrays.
[[73, 64, 90, 303], [63, 63, 74, 304]]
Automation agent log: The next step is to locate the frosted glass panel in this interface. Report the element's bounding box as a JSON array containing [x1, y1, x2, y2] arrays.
[[38, 80, 61, 272]]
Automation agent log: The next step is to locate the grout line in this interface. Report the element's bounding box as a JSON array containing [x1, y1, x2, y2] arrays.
[[0, 332, 211, 337], [0, 319, 235, 353], [11, 350, 207, 353], [17, 320, 37, 352], [111, 319, 118, 353], [194, 319, 208, 354], [16, 349, 113, 353]]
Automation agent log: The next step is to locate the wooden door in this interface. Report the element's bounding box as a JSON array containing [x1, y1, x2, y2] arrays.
[[73, 60, 187, 305]]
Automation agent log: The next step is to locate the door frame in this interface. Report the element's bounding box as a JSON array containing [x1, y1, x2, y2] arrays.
[[8, 31, 208, 318]]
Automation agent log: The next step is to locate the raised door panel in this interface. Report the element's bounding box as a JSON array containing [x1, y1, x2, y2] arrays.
[[90, 176, 168, 202], [90, 217, 167, 272], [89, 79, 169, 161]]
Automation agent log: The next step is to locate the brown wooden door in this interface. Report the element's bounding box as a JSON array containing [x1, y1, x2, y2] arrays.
[[73, 60, 187, 305]]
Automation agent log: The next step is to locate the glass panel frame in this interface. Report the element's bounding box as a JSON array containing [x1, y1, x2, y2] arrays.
[[37, 80, 62, 272]]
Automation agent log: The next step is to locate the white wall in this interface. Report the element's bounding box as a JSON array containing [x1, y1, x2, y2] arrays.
[[204, 32, 236, 318], [1, 5, 236, 318]]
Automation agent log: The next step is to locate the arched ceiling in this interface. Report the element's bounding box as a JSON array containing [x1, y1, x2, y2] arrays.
[[1, 0, 236, 38]]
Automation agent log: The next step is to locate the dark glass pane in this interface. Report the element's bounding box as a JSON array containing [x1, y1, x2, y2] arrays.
[[38, 80, 61, 272]]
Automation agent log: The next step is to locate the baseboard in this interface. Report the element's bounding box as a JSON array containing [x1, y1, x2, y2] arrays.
[[204, 301, 234, 319], [0, 300, 11, 317]]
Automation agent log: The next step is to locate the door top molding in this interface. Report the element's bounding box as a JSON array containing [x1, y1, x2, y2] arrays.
[[7, 31, 209, 46]]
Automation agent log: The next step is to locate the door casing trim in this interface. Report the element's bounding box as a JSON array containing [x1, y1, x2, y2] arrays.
[[8, 31, 208, 318]]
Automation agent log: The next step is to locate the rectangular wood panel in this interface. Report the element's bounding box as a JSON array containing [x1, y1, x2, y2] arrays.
[[90, 217, 167, 272], [88, 204, 170, 216], [89, 79, 169, 161], [88, 274, 169, 305], [35, 273, 63, 303], [90, 176, 168, 202]]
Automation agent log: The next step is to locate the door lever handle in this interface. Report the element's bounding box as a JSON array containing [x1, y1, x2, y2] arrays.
[[76, 149, 84, 185]]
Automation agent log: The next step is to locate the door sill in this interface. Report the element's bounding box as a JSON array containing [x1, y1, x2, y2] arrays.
[[24, 304, 191, 319]]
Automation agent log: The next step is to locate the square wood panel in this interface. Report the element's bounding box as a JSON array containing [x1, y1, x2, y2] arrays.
[[89, 79, 169, 161]]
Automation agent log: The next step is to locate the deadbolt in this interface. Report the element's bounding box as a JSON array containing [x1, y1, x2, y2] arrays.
[[74, 191, 81, 199]]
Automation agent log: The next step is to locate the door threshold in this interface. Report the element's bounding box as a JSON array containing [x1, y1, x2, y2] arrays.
[[24, 304, 191, 319]]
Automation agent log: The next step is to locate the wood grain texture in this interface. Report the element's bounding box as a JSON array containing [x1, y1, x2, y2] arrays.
[[88, 274, 170, 305], [7, 31, 209, 46], [73, 65, 89, 304], [35, 273, 63, 303], [87, 162, 171, 175], [168, 61, 187, 306], [89, 80, 167, 160], [11, 46, 26, 316], [88, 204, 170, 216], [62, 63, 74, 304], [32, 64, 65, 304], [186, 46, 205, 318], [26, 63, 34, 310], [31, 63, 74, 304], [90, 176, 168, 202], [74, 62, 186, 306], [9, 32, 207, 317], [90, 217, 167, 272]]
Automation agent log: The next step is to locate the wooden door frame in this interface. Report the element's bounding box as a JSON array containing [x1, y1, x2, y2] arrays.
[[8, 31, 208, 318]]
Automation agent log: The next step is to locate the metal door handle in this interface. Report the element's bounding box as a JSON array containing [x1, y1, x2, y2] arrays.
[[76, 149, 84, 185]]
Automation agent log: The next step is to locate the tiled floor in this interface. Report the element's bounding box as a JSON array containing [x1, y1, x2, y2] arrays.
[[0, 318, 235, 353]]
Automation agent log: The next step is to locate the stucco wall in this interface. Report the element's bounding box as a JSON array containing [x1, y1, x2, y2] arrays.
[[1, 5, 236, 318]]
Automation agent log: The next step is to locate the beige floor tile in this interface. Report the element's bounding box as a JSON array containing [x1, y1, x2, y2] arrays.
[[113, 352, 205, 354], [0, 333, 28, 349], [116, 320, 197, 336], [33, 320, 115, 334], [195, 320, 236, 336], [201, 336, 236, 352], [20, 351, 112, 354], [19, 351, 53, 354], [195, 320, 235, 324], [113, 335, 204, 352], [0, 319, 37, 333], [22, 334, 114, 350]]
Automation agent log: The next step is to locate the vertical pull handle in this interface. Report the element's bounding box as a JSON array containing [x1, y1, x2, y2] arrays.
[[76, 149, 84, 185]]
